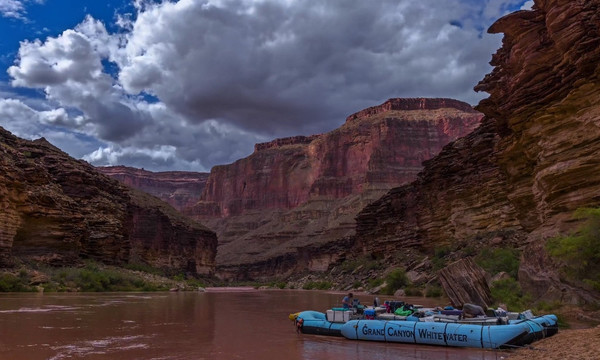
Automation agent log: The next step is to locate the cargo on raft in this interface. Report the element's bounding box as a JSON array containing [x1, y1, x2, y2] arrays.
[[290, 305, 558, 349]]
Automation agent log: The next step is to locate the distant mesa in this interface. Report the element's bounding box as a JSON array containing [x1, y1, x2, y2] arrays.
[[254, 135, 321, 152], [98, 165, 209, 212], [345, 98, 479, 123]]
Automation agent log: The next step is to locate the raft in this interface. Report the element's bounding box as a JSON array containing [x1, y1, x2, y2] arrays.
[[293, 309, 558, 349], [509, 314, 559, 344], [339, 319, 532, 349], [295, 310, 345, 337]]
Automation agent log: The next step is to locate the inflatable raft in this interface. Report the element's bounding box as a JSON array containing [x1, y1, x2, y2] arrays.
[[509, 314, 559, 344], [295, 310, 345, 337], [293, 310, 558, 349], [339, 319, 531, 349]]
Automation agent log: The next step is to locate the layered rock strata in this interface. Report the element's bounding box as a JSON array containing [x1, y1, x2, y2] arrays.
[[439, 258, 493, 309], [190, 98, 482, 279], [0, 128, 217, 274], [355, 0, 600, 304], [198, 98, 482, 218], [98, 166, 209, 212]]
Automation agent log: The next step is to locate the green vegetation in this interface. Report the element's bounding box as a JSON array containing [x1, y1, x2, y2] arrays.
[[172, 273, 186, 282], [490, 278, 531, 312], [46, 262, 168, 292], [431, 245, 451, 271], [404, 287, 423, 297], [546, 207, 600, 292], [268, 281, 287, 289], [381, 268, 410, 295], [0, 273, 34, 292], [368, 278, 383, 288], [302, 281, 333, 290], [123, 262, 166, 276], [184, 278, 206, 289], [474, 247, 521, 278], [340, 255, 383, 273], [425, 284, 443, 298], [0, 261, 182, 293], [476, 247, 526, 311]]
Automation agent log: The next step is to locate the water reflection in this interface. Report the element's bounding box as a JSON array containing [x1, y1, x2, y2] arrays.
[[0, 291, 511, 360]]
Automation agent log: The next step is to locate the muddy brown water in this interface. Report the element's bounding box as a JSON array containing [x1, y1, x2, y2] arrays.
[[0, 290, 510, 359]]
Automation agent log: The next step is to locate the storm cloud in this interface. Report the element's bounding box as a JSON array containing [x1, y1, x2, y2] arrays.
[[1, 0, 529, 171]]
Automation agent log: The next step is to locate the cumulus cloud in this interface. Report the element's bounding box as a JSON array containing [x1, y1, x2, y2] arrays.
[[521, 1, 534, 10], [2, 0, 528, 172], [0, 0, 44, 20], [0, 0, 25, 19], [116, 0, 503, 136], [0, 98, 68, 135], [8, 16, 146, 141]]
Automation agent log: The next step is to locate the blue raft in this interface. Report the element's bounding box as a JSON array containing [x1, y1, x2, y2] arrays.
[[509, 314, 559, 344], [295, 310, 558, 349], [339, 319, 532, 349], [296, 310, 344, 337]]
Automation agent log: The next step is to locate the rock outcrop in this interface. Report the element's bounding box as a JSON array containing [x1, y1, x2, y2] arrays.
[[97, 166, 209, 212], [355, 0, 600, 305], [0, 127, 217, 275], [188, 98, 482, 279], [439, 258, 493, 309]]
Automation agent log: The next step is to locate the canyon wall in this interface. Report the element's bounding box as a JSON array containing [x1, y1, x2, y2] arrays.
[[197, 98, 482, 218], [192, 98, 482, 279], [355, 0, 600, 305], [0, 128, 217, 275], [98, 166, 209, 212]]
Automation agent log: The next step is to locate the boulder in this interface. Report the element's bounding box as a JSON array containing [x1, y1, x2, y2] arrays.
[[438, 258, 492, 309]]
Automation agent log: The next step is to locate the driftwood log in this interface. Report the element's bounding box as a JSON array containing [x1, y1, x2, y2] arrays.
[[438, 257, 492, 309]]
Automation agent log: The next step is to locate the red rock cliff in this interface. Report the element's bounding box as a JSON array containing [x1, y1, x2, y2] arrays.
[[0, 128, 217, 274], [355, 0, 600, 305], [197, 98, 482, 218], [188, 98, 481, 279], [97, 166, 209, 212]]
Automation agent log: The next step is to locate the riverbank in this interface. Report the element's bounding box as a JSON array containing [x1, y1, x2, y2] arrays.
[[508, 326, 600, 360], [0, 262, 205, 292]]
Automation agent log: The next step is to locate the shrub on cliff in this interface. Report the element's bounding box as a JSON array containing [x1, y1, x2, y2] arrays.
[[490, 278, 531, 311], [547, 207, 600, 292], [381, 268, 410, 295], [302, 281, 333, 290], [475, 247, 520, 278], [431, 246, 452, 271]]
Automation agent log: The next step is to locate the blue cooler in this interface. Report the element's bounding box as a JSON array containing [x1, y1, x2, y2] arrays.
[[364, 308, 376, 319]]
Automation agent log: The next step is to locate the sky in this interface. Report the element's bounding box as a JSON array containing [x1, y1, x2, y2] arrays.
[[0, 0, 534, 172]]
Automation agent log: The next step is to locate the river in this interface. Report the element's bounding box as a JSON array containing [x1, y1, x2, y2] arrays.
[[0, 290, 509, 359]]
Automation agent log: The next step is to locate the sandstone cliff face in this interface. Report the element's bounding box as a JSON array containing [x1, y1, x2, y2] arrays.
[[190, 98, 482, 279], [198, 98, 482, 218], [355, 0, 600, 305], [0, 128, 217, 275], [97, 166, 209, 212]]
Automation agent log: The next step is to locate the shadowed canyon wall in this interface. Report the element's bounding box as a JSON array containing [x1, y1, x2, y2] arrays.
[[355, 0, 600, 305], [0, 128, 217, 275]]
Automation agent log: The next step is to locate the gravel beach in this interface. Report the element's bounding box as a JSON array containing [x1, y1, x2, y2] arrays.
[[508, 326, 600, 360]]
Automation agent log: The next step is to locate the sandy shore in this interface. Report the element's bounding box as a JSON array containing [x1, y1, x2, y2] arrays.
[[507, 326, 600, 360]]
